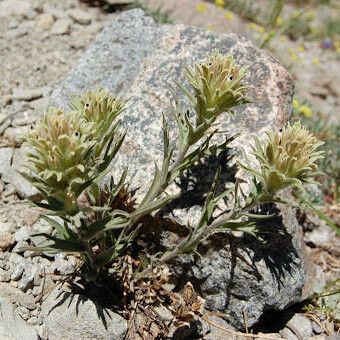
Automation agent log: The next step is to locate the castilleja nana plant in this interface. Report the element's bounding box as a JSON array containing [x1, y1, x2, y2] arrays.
[[22, 51, 323, 282]]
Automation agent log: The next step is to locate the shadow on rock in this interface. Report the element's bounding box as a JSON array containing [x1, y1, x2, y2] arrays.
[[161, 148, 237, 214]]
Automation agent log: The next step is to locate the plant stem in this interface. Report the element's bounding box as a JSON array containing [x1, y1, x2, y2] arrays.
[[159, 196, 259, 264]]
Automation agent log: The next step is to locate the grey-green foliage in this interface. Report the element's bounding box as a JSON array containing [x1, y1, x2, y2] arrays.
[[22, 51, 323, 282]]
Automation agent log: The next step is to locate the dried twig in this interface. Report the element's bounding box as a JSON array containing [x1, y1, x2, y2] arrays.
[[202, 315, 279, 340]]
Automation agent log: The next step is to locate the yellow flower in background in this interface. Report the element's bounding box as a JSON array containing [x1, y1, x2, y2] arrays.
[[196, 2, 208, 13], [334, 40, 340, 53], [276, 16, 283, 27], [306, 10, 315, 20], [247, 22, 265, 33], [312, 57, 320, 65], [215, 0, 224, 7], [293, 99, 299, 110], [299, 105, 313, 118], [290, 52, 299, 62], [224, 10, 233, 20], [297, 46, 305, 52]]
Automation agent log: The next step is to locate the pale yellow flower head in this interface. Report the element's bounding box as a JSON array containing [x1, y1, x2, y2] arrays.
[[252, 122, 323, 194], [186, 51, 248, 125]]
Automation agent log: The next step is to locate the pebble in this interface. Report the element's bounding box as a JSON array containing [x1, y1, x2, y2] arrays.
[[12, 240, 29, 253], [18, 266, 38, 292], [4, 125, 30, 146], [51, 18, 72, 35], [0, 148, 14, 181], [0, 231, 14, 251], [0, 268, 11, 282], [14, 226, 31, 242], [305, 224, 333, 247], [0, 0, 35, 18], [68, 9, 92, 25], [12, 87, 50, 102], [2, 94, 12, 106], [286, 314, 313, 339], [11, 262, 25, 281], [7, 27, 28, 39], [17, 305, 30, 320], [36, 13, 55, 30], [0, 282, 36, 310], [281, 327, 298, 340], [0, 221, 16, 233], [312, 321, 325, 334]]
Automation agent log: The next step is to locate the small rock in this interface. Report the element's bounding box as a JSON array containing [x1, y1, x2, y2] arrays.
[[36, 14, 55, 30], [17, 305, 30, 320], [3, 94, 12, 106], [0, 231, 14, 251], [201, 315, 235, 340], [10, 147, 39, 198], [12, 87, 47, 101], [70, 31, 88, 49], [281, 327, 298, 340], [0, 180, 5, 194], [12, 241, 29, 254], [18, 267, 38, 292], [42, 288, 127, 340], [0, 298, 38, 340], [4, 125, 30, 146], [7, 27, 28, 39], [154, 306, 173, 323], [0, 282, 36, 310], [14, 226, 31, 242], [312, 321, 324, 335], [10, 263, 25, 281], [68, 9, 92, 25], [0, 221, 16, 233], [51, 18, 72, 35], [0, 147, 13, 180], [49, 258, 75, 276], [286, 314, 313, 339], [0, 268, 11, 282], [305, 224, 334, 247], [0, 0, 35, 18]]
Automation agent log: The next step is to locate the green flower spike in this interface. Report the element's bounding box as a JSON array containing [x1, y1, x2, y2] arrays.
[[24, 108, 96, 215], [252, 121, 324, 195], [185, 50, 248, 125], [70, 88, 126, 156]]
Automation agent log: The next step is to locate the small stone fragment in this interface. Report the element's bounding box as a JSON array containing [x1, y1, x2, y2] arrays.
[[10, 262, 25, 281], [7, 27, 28, 39], [14, 226, 31, 242], [12, 88, 45, 101], [36, 14, 55, 30], [68, 9, 92, 25], [0, 231, 14, 251], [0, 148, 13, 180], [0, 0, 35, 18], [0, 268, 11, 282], [18, 267, 38, 292], [286, 314, 313, 339], [4, 125, 31, 146], [0, 283, 36, 310], [50, 18, 72, 35]]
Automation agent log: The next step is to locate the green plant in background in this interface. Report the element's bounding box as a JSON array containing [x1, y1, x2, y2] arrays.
[[304, 279, 340, 323], [22, 52, 324, 284], [292, 98, 340, 203], [128, 1, 172, 24]]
